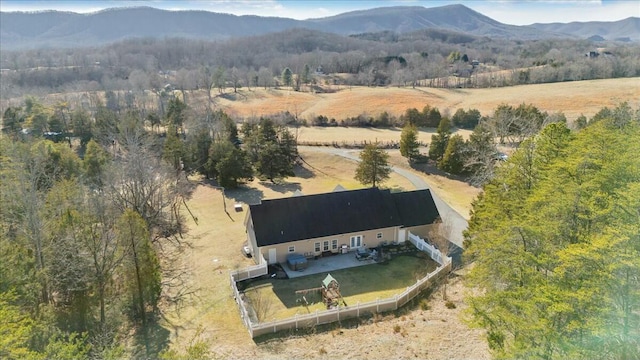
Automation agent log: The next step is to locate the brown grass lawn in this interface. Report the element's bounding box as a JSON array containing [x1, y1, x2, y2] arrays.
[[213, 77, 639, 122], [160, 150, 488, 359], [12, 77, 637, 127], [242, 254, 438, 321], [296, 126, 472, 145]]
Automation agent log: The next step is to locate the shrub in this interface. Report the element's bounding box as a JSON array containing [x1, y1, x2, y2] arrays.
[[420, 299, 431, 310], [445, 301, 457, 309], [393, 324, 402, 333]]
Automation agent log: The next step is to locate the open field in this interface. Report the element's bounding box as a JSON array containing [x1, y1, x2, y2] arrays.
[[296, 126, 472, 145], [242, 255, 438, 320], [214, 77, 639, 122], [160, 150, 488, 359], [4, 77, 636, 126]]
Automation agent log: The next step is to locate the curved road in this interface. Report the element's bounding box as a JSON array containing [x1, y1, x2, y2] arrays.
[[299, 146, 468, 248]]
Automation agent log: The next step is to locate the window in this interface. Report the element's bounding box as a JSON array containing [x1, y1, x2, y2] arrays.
[[332, 239, 338, 250], [377, 232, 383, 239], [314, 242, 321, 252], [288, 246, 295, 253], [323, 241, 329, 251]]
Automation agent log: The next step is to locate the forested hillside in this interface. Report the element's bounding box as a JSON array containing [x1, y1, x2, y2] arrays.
[[464, 103, 640, 358], [1, 28, 638, 101], [2, 5, 638, 50]]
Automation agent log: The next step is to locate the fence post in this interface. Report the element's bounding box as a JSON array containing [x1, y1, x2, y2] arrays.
[[357, 302, 360, 317], [316, 309, 319, 325], [376, 298, 379, 313], [295, 313, 298, 330]]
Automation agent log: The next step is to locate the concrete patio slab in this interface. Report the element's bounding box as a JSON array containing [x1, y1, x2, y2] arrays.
[[283, 252, 376, 279]]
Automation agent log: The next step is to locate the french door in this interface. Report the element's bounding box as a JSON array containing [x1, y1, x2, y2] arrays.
[[350, 235, 363, 248]]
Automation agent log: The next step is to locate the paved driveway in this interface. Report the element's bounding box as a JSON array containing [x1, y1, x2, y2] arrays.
[[299, 146, 468, 249]]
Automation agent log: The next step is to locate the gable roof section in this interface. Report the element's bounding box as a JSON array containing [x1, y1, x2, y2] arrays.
[[250, 188, 441, 247], [391, 189, 440, 227], [250, 188, 402, 247]]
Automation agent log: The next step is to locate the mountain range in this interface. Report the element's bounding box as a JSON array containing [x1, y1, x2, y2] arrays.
[[1, 4, 638, 50]]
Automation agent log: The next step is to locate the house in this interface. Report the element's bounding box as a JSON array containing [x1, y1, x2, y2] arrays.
[[244, 187, 440, 264]]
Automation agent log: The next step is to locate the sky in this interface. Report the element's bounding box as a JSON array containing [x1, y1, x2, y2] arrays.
[[0, 0, 638, 25]]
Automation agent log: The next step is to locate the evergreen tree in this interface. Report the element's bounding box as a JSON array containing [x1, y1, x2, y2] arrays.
[[464, 116, 640, 359], [355, 143, 391, 187], [71, 109, 93, 150], [83, 139, 109, 188], [400, 123, 420, 162], [2, 107, 24, 140], [207, 140, 253, 187], [165, 98, 187, 131], [440, 134, 465, 174], [428, 117, 451, 162], [281, 67, 293, 87], [162, 125, 184, 171], [302, 64, 311, 85]]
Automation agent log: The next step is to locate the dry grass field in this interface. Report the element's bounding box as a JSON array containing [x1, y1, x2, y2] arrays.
[[160, 150, 488, 359], [296, 127, 472, 145], [214, 77, 639, 122]]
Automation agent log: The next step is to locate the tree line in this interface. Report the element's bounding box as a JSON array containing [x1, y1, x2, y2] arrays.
[[0, 95, 299, 358], [2, 28, 639, 99], [463, 103, 640, 359]]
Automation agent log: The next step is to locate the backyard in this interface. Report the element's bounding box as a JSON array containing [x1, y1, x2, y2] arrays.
[[240, 253, 438, 321], [156, 149, 490, 359]]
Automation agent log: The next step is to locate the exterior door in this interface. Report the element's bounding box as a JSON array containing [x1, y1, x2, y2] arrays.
[[398, 229, 406, 243], [268, 248, 277, 264], [350, 235, 363, 248]]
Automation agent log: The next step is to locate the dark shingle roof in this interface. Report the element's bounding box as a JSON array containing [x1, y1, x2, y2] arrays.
[[250, 188, 439, 247], [391, 189, 440, 227]]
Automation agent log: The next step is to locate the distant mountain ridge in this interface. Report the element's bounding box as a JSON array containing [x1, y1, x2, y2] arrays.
[[1, 4, 637, 50], [527, 17, 640, 42]]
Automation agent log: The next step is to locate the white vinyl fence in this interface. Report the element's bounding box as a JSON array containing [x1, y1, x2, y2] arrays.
[[408, 232, 450, 265], [230, 254, 268, 282], [230, 239, 452, 338]]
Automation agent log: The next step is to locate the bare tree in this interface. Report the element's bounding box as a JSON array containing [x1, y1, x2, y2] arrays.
[[246, 287, 274, 322], [258, 67, 272, 89], [428, 217, 453, 300]]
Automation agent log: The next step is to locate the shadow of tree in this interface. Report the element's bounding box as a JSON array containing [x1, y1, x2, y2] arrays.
[[409, 160, 473, 185], [294, 163, 315, 179], [258, 181, 302, 194], [225, 185, 265, 206], [132, 317, 171, 359]]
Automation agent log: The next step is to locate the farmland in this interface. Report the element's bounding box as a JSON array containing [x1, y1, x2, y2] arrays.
[[215, 77, 639, 122]]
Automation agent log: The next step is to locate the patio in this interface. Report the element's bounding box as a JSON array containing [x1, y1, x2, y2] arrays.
[[283, 252, 377, 279]]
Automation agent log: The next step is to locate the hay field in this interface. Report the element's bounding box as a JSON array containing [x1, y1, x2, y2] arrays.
[[216, 77, 639, 122], [160, 150, 487, 359], [296, 127, 472, 145]]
